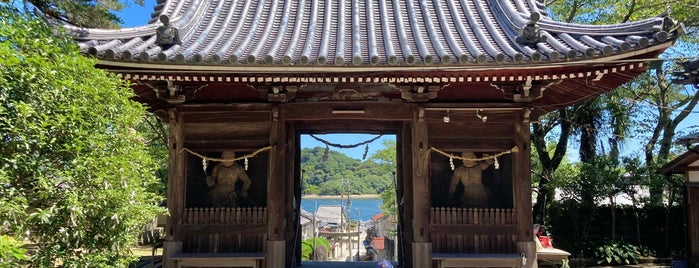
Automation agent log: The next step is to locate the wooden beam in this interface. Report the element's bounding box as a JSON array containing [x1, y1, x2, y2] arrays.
[[428, 140, 516, 151], [292, 120, 403, 132], [285, 102, 412, 121], [183, 139, 270, 151]]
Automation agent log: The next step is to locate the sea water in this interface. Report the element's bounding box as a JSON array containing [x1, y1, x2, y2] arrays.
[[301, 197, 383, 222]]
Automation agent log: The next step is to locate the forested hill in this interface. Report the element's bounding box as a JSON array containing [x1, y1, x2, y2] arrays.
[[301, 147, 393, 195]]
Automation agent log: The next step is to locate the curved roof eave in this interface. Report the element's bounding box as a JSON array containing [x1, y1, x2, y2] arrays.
[[69, 0, 681, 68], [95, 42, 673, 75]]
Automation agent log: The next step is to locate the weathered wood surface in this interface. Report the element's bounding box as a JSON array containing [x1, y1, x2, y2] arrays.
[[688, 184, 699, 258], [430, 208, 515, 225], [269, 106, 287, 267], [400, 122, 414, 268], [429, 209, 519, 252], [183, 207, 267, 224], [172, 252, 265, 268], [285, 102, 412, 121], [431, 253, 523, 268], [182, 232, 266, 253], [514, 110, 533, 241]]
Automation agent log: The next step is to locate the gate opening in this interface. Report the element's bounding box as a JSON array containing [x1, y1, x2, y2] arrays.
[[297, 133, 399, 266]]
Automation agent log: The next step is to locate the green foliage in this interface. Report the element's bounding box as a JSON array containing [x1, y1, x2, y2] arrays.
[[0, 235, 28, 267], [593, 240, 641, 265], [546, 0, 699, 27], [14, 0, 144, 28], [301, 146, 393, 195], [369, 140, 398, 231], [300, 237, 331, 260], [0, 7, 164, 267]]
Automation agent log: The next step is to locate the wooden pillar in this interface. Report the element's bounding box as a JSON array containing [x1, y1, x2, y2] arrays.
[[514, 108, 535, 268], [400, 123, 413, 268], [267, 106, 286, 268], [163, 108, 186, 267], [411, 105, 432, 268], [687, 183, 699, 267]]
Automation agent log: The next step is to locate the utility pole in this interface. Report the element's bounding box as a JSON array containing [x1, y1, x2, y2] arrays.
[[357, 209, 361, 261], [313, 201, 317, 261]]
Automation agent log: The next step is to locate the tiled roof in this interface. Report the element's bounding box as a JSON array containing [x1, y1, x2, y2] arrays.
[[371, 236, 385, 250], [67, 0, 680, 67]]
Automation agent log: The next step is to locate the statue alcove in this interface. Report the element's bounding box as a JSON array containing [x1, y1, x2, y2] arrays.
[[185, 152, 268, 208], [430, 152, 513, 208]]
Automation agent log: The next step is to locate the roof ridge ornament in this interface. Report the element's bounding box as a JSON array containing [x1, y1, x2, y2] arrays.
[[156, 15, 181, 47], [516, 12, 546, 46]]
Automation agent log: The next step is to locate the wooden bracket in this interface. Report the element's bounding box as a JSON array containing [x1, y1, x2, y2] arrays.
[[257, 85, 298, 103], [399, 84, 442, 102], [138, 80, 207, 104], [493, 78, 561, 103]]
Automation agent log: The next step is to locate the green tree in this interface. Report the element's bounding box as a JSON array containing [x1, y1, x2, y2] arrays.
[[533, 0, 699, 222], [11, 0, 144, 28], [0, 7, 163, 267], [368, 140, 398, 223]]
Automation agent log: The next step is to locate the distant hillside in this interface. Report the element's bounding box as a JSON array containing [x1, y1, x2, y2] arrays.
[[301, 147, 392, 195]]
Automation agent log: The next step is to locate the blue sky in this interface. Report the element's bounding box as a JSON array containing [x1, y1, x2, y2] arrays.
[[115, 1, 157, 27], [300, 134, 396, 160]]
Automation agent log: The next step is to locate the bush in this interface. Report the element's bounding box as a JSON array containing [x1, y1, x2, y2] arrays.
[[0, 6, 165, 267], [593, 240, 640, 265], [0, 235, 28, 267], [301, 237, 331, 260]]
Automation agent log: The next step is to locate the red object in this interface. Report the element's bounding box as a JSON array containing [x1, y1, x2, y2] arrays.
[[538, 236, 553, 248], [371, 237, 385, 250]]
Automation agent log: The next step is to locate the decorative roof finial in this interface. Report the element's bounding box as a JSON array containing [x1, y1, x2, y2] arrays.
[[516, 12, 546, 46], [156, 15, 180, 47]]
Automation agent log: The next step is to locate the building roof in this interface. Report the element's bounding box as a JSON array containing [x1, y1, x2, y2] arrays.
[[315, 205, 345, 226], [657, 150, 699, 175], [371, 212, 385, 222], [300, 208, 315, 226], [371, 236, 385, 250], [67, 0, 681, 68]]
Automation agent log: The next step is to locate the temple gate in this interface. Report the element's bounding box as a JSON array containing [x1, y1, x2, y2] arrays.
[[68, 0, 681, 266]]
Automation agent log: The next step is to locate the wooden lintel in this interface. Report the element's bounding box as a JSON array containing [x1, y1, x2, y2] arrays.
[[179, 103, 275, 112], [285, 102, 412, 121], [183, 139, 270, 151], [429, 140, 516, 151]]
